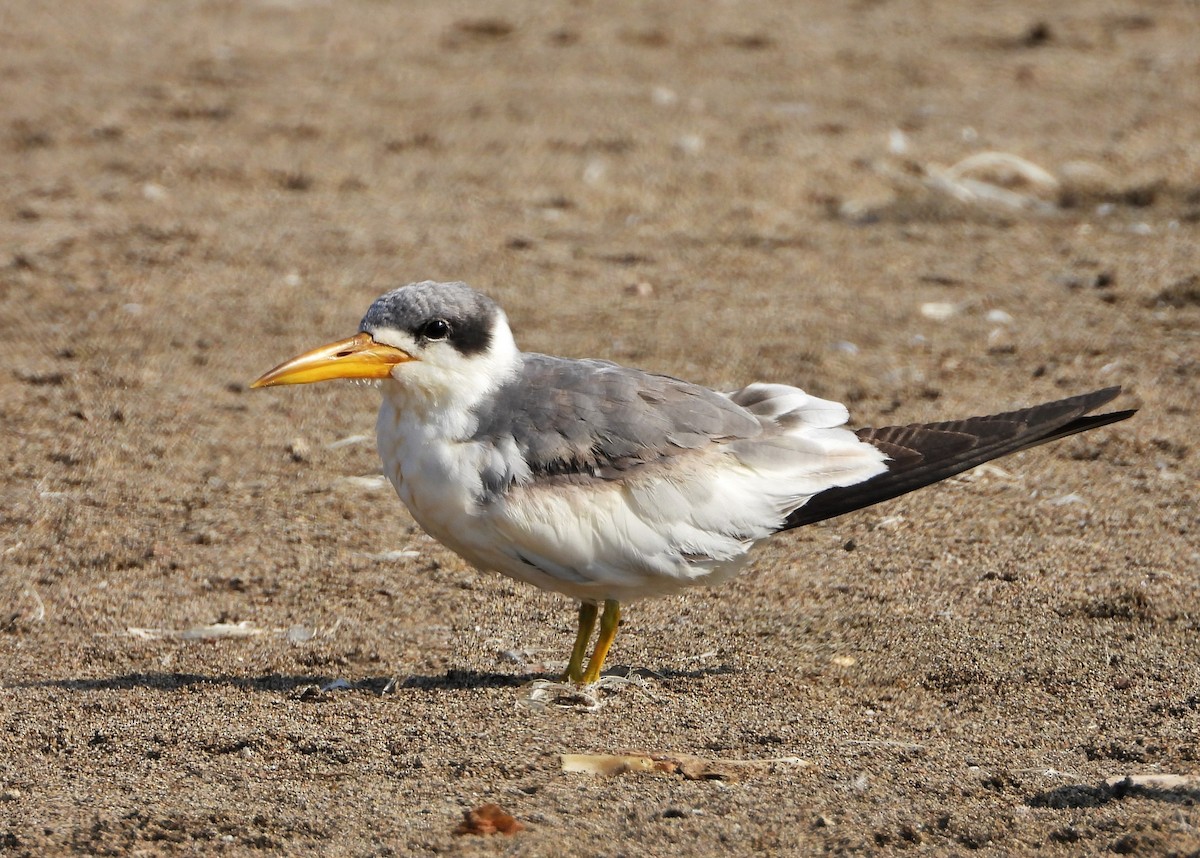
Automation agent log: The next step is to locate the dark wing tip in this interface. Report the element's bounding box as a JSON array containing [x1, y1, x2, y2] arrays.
[[782, 386, 1136, 530]]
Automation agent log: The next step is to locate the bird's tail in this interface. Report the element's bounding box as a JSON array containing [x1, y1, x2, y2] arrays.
[[781, 387, 1136, 530]]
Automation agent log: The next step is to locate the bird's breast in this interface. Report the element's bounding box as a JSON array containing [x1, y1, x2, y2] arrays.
[[375, 400, 491, 545]]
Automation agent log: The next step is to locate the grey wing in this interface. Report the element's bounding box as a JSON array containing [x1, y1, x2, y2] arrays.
[[463, 365, 889, 599], [470, 355, 764, 495]]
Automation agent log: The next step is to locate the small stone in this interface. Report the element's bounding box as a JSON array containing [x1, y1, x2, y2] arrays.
[[986, 327, 1016, 354], [582, 159, 607, 185], [921, 302, 960, 321], [652, 86, 678, 106], [675, 134, 704, 155], [455, 803, 524, 836], [286, 625, 315, 644], [286, 438, 311, 462]]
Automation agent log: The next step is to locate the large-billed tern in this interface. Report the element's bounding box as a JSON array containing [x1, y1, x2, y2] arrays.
[[252, 281, 1135, 684]]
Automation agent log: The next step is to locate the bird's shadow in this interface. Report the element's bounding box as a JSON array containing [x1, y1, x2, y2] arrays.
[[1027, 781, 1200, 809], [14, 663, 735, 695]]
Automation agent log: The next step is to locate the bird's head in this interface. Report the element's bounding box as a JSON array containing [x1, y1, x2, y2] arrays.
[[251, 281, 519, 409]]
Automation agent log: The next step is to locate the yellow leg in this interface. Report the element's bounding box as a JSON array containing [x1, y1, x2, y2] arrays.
[[580, 600, 620, 685], [562, 602, 598, 683]]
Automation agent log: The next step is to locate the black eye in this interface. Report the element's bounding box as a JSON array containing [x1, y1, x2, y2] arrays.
[[420, 318, 451, 341]]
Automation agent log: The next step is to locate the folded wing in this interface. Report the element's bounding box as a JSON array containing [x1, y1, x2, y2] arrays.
[[782, 387, 1136, 530]]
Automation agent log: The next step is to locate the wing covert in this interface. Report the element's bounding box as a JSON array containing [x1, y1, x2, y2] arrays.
[[470, 355, 762, 496]]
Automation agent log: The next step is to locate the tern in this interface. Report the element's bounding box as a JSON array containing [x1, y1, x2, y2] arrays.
[[252, 281, 1135, 684]]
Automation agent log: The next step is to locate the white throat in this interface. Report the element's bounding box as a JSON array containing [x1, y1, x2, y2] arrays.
[[373, 311, 521, 542]]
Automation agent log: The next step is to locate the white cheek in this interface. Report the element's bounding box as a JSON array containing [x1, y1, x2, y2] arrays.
[[389, 327, 519, 409]]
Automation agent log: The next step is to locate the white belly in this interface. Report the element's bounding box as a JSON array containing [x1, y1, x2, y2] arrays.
[[374, 400, 755, 602]]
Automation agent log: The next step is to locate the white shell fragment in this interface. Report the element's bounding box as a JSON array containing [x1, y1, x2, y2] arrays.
[[920, 302, 961, 321], [561, 752, 809, 781]]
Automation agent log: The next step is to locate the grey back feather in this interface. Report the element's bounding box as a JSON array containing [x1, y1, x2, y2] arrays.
[[470, 354, 762, 499]]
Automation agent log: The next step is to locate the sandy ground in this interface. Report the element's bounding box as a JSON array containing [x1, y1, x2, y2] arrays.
[[2, 1, 1199, 854]]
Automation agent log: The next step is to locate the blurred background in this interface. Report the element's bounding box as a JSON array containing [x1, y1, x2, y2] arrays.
[[1, 2, 1197, 854]]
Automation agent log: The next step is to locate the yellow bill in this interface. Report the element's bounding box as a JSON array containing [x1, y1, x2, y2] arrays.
[[251, 332, 413, 388]]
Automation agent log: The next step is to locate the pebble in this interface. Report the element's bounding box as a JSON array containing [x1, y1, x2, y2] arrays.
[[651, 86, 677, 106], [920, 302, 960, 321], [286, 625, 315, 643], [675, 134, 704, 155]]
